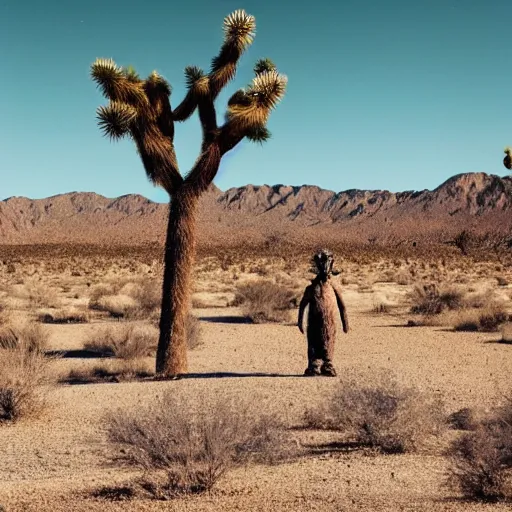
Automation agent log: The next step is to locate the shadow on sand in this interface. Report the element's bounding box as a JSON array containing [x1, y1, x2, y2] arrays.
[[198, 316, 252, 324], [46, 349, 112, 359], [179, 372, 305, 379], [483, 338, 510, 345], [304, 441, 365, 455]]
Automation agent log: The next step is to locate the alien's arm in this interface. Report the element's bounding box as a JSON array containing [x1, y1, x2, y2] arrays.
[[333, 284, 349, 333], [297, 286, 311, 334]]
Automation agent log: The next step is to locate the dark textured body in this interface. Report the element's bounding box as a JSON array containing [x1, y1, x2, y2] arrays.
[[298, 276, 349, 374]]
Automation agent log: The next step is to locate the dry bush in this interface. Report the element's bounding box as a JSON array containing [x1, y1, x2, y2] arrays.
[[452, 304, 509, 332], [64, 360, 153, 385], [37, 308, 89, 324], [0, 323, 49, 352], [127, 280, 161, 317], [464, 291, 491, 309], [84, 325, 158, 359], [90, 294, 139, 319], [447, 399, 512, 501], [304, 373, 445, 454], [448, 408, 478, 431], [232, 280, 297, 323], [105, 393, 297, 498], [89, 284, 115, 306], [0, 348, 52, 422], [409, 283, 464, 316], [89, 280, 161, 320], [14, 280, 61, 309]]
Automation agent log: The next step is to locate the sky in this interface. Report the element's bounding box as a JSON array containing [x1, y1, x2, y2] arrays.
[[0, 0, 511, 202]]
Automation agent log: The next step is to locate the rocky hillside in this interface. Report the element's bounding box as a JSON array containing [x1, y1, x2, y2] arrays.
[[0, 172, 511, 246]]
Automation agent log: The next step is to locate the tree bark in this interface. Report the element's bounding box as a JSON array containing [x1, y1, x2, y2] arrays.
[[156, 188, 199, 376]]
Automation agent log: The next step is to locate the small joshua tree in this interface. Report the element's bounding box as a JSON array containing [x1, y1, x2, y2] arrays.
[[91, 10, 286, 377], [504, 147, 512, 170]]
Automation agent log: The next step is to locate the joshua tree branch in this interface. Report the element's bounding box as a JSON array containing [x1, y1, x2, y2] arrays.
[[182, 143, 221, 195], [172, 10, 255, 123], [217, 120, 246, 155]]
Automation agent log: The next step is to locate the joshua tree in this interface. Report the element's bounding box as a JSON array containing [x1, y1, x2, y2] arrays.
[[91, 10, 287, 377], [504, 148, 512, 170]]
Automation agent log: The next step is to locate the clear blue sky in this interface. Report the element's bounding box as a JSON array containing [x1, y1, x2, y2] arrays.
[[0, 0, 510, 202]]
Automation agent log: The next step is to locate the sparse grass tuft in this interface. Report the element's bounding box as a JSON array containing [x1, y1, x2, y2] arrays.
[[372, 302, 390, 314], [304, 372, 445, 454]]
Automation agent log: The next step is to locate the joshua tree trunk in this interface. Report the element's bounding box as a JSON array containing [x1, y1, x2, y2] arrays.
[[156, 190, 199, 375], [91, 10, 287, 377]]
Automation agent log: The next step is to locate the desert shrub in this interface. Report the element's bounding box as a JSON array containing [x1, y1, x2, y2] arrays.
[[105, 394, 297, 497], [15, 280, 61, 309], [409, 283, 464, 316], [91, 294, 139, 319], [89, 280, 162, 320], [448, 408, 478, 431], [447, 399, 512, 501], [0, 323, 49, 352], [453, 304, 509, 332], [232, 280, 297, 323], [304, 373, 445, 454], [89, 284, 115, 306], [0, 348, 52, 422], [464, 292, 490, 309], [129, 280, 161, 317], [37, 308, 89, 324], [84, 325, 158, 359]]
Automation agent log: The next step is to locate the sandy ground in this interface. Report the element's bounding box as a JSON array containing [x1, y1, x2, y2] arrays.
[[1, 285, 512, 511]]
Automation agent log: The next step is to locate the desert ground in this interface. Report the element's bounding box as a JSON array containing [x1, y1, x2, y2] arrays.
[[1, 245, 512, 511]]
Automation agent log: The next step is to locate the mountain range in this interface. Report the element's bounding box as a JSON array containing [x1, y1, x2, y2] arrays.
[[1, 172, 511, 246]]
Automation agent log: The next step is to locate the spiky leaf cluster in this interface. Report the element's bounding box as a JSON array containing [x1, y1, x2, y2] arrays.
[[253, 58, 276, 76], [97, 102, 137, 140], [225, 69, 287, 137], [245, 125, 271, 144], [223, 9, 255, 48]]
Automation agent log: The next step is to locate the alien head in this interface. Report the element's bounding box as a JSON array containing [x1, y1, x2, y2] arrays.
[[312, 249, 339, 279]]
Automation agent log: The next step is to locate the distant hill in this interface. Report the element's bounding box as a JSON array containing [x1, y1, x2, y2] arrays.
[[1, 172, 511, 246]]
